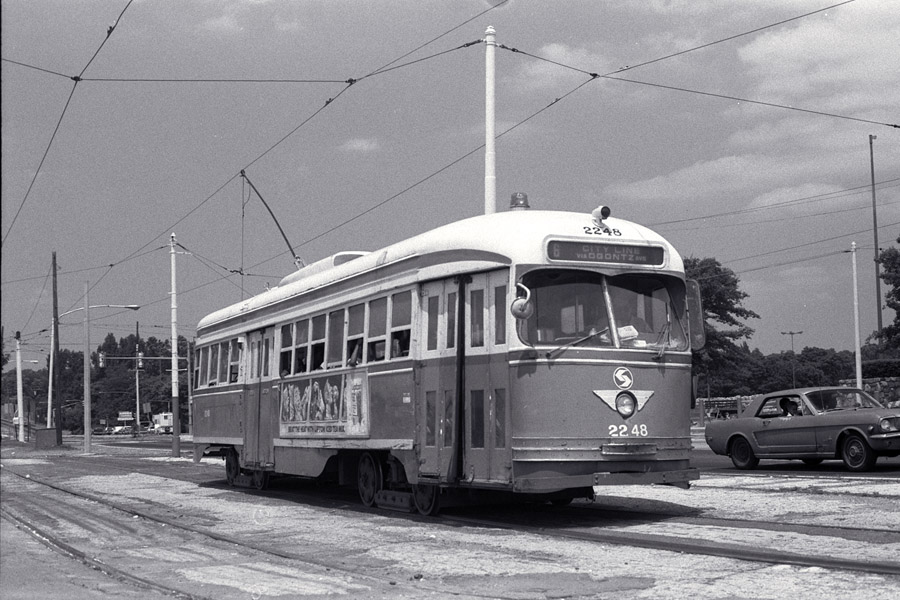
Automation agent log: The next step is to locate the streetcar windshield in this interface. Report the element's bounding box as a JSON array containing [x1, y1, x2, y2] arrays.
[[517, 269, 688, 351]]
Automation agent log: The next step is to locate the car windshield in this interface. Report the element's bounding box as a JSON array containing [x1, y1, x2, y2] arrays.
[[806, 389, 884, 412], [516, 269, 688, 351]]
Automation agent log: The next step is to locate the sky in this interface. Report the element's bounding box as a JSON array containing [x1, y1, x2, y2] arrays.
[[2, 0, 898, 370]]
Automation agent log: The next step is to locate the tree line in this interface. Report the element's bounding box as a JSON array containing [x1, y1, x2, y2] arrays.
[[3, 238, 899, 425]]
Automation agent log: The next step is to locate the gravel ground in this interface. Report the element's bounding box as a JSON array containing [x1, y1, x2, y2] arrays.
[[2, 436, 899, 599]]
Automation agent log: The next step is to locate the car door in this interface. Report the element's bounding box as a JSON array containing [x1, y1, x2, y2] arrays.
[[752, 395, 817, 455]]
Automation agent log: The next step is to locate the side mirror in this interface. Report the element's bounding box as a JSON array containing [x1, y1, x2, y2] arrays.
[[511, 283, 534, 320], [686, 279, 705, 350]]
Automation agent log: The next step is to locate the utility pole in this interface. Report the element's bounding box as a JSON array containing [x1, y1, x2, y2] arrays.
[[484, 25, 496, 215], [135, 321, 141, 435], [15, 331, 25, 442], [851, 243, 863, 388], [52, 252, 62, 444], [781, 330, 802, 388], [869, 134, 883, 332], [171, 233, 181, 457]]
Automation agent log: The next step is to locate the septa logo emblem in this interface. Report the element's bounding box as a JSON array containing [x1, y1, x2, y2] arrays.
[[613, 367, 633, 390]]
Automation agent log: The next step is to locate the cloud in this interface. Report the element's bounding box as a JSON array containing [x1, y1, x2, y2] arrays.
[[738, 3, 900, 113], [506, 43, 610, 92], [339, 138, 380, 153]]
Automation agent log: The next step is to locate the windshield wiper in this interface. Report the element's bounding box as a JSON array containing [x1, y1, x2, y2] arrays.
[[545, 328, 609, 359], [651, 306, 671, 360]]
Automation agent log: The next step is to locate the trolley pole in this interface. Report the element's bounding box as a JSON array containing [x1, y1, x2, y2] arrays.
[[171, 233, 181, 457], [484, 26, 496, 215]]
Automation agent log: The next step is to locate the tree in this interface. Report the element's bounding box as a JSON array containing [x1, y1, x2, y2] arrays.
[[685, 257, 760, 396], [873, 235, 900, 351]]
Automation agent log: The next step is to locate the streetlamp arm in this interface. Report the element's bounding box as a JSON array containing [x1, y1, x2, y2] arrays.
[[58, 305, 140, 319]]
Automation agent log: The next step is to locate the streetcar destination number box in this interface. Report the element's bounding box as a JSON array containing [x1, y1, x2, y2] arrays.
[[547, 241, 664, 266]]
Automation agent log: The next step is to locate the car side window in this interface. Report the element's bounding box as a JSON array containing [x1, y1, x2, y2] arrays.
[[757, 398, 784, 418]]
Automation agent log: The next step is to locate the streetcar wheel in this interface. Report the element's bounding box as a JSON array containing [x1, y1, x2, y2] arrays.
[[357, 453, 382, 507], [730, 437, 759, 470], [225, 449, 240, 486], [801, 458, 823, 466], [841, 434, 877, 472], [412, 484, 440, 516], [251, 469, 270, 490]]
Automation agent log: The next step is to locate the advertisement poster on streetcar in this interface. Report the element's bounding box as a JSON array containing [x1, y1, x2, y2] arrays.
[[279, 371, 369, 437]]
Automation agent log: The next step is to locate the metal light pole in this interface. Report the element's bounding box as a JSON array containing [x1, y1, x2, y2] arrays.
[[83, 283, 91, 452], [15, 332, 25, 441], [851, 242, 863, 388], [869, 134, 883, 332], [56, 289, 140, 453], [781, 330, 802, 388]]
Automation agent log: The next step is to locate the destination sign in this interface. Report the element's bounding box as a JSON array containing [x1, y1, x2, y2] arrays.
[[547, 241, 665, 266]]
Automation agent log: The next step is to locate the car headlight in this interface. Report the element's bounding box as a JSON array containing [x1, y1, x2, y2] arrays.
[[879, 417, 899, 433]]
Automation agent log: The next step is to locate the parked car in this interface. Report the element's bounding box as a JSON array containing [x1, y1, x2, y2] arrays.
[[92, 426, 113, 436], [705, 387, 900, 472], [111, 425, 133, 436]]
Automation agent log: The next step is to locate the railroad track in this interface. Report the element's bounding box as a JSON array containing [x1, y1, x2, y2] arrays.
[[3, 454, 898, 589]]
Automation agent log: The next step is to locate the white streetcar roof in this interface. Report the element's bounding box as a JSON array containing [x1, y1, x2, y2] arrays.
[[197, 209, 683, 334]]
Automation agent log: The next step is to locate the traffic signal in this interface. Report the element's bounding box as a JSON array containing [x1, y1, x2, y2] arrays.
[[98, 352, 105, 368], [137, 352, 144, 369]]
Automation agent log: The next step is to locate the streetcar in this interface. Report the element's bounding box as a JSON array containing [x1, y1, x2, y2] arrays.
[[192, 196, 705, 514]]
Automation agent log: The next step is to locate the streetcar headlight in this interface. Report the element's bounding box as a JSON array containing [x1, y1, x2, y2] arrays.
[[615, 392, 636, 418], [879, 417, 899, 433]]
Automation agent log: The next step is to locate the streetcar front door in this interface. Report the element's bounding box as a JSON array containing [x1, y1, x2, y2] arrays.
[[463, 271, 511, 485], [416, 280, 458, 482], [244, 328, 276, 469]]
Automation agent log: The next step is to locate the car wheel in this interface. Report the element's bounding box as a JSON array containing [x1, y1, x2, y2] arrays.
[[730, 437, 759, 470], [841, 433, 877, 472]]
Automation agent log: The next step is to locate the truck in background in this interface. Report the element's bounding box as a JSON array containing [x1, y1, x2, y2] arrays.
[[152, 412, 174, 434]]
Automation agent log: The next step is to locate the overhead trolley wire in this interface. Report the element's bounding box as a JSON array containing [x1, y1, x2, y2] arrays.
[[0, 0, 137, 248], [94, 5, 507, 300], [496, 0, 896, 130]]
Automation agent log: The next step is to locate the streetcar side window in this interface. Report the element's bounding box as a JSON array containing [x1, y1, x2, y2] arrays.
[[218, 342, 229, 384], [294, 319, 309, 374], [494, 285, 507, 345], [229, 339, 241, 383], [280, 323, 293, 377], [390, 291, 412, 358], [311, 315, 326, 370], [198, 346, 209, 386], [208, 343, 219, 385], [368, 297, 388, 362], [346, 303, 365, 367], [494, 388, 507, 448], [470, 288, 485, 348], [193, 348, 200, 389], [426, 296, 440, 351], [470, 389, 485, 448], [327, 309, 345, 368], [446, 292, 457, 349], [262, 335, 271, 378]]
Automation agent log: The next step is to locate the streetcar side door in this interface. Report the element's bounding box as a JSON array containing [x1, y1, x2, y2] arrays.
[[464, 270, 511, 485], [244, 327, 277, 469], [416, 280, 458, 482]]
